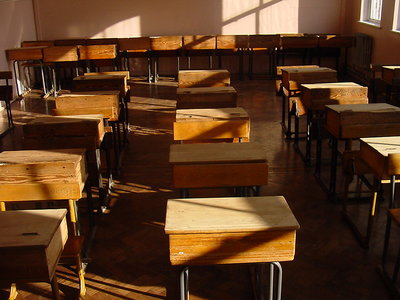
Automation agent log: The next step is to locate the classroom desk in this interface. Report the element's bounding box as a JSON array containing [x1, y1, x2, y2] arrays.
[[178, 69, 230, 88], [169, 142, 268, 197], [281, 67, 337, 138], [300, 82, 368, 167], [0, 149, 89, 296], [72, 74, 130, 145], [165, 196, 300, 300], [325, 104, 400, 199], [54, 91, 122, 173], [5, 46, 48, 97], [0, 209, 67, 300], [381, 66, 400, 105], [174, 107, 250, 142], [22, 115, 110, 210], [176, 86, 237, 109]]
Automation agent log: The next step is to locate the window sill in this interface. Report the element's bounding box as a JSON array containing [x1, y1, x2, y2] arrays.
[[358, 20, 382, 28], [391, 29, 400, 35]]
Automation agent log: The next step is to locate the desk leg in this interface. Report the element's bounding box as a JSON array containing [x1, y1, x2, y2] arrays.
[[281, 93, 286, 128], [50, 275, 61, 300], [329, 137, 338, 199], [305, 110, 312, 164], [315, 114, 323, 176], [180, 266, 189, 300], [270, 262, 282, 300], [9, 283, 17, 300], [68, 199, 80, 236]]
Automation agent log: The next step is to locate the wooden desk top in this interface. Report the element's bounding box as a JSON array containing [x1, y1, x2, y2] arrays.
[[176, 107, 248, 122], [282, 67, 337, 91], [301, 82, 368, 110], [360, 136, 400, 178], [165, 196, 300, 234], [0, 209, 67, 248], [361, 136, 400, 157], [58, 90, 121, 97], [170, 142, 266, 164]]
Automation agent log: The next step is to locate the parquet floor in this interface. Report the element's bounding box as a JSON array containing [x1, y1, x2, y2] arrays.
[[0, 78, 397, 299]]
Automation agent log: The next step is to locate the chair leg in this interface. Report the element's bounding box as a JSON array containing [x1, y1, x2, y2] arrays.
[[8, 283, 17, 300], [77, 255, 86, 297]]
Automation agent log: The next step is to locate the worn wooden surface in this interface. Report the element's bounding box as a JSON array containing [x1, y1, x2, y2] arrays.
[[43, 46, 79, 62], [84, 71, 130, 80], [21, 41, 54, 47], [165, 196, 299, 265], [301, 82, 368, 111], [177, 86, 237, 109], [360, 136, 400, 179], [170, 143, 268, 188], [178, 70, 230, 88], [150, 36, 182, 51], [0, 149, 86, 201], [216, 35, 249, 49], [325, 103, 400, 139], [23, 115, 104, 150], [6, 47, 46, 61], [78, 44, 117, 60], [318, 35, 354, 48], [275, 65, 319, 93], [280, 35, 319, 48], [183, 35, 216, 50], [0, 209, 67, 282], [72, 75, 127, 95], [174, 108, 250, 141], [282, 67, 337, 91], [54, 91, 120, 120]]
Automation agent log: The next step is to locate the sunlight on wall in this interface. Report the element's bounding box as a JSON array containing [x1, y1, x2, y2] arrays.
[[222, 0, 299, 34], [91, 16, 141, 38]]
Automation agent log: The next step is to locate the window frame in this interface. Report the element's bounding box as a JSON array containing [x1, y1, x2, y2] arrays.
[[360, 0, 383, 26]]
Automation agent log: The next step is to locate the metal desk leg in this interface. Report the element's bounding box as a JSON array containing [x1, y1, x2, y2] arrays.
[[305, 110, 313, 164], [180, 266, 189, 300], [269, 262, 282, 300], [329, 137, 338, 198], [281, 93, 286, 127]]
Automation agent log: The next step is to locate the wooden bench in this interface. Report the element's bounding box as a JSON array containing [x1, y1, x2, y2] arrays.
[[165, 196, 300, 300], [176, 86, 237, 109], [174, 107, 250, 142]]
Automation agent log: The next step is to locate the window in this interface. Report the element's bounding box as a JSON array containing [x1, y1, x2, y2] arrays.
[[361, 0, 383, 26], [393, 0, 400, 31]]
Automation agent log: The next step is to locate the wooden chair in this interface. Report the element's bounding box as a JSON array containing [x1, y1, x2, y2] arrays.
[[248, 35, 279, 79], [118, 37, 152, 82], [43, 46, 79, 96], [216, 35, 248, 80], [183, 35, 216, 69], [277, 34, 319, 66], [78, 44, 118, 73], [150, 36, 182, 81]]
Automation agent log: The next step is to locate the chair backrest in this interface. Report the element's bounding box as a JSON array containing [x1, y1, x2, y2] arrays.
[[54, 39, 87, 46], [248, 35, 280, 49], [118, 37, 151, 51], [216, 35, 249, 49], [183, 35, 216, 50], [150, 36, 182, 51], [43, 46, 79, 63], [78, 45, 117, 60]]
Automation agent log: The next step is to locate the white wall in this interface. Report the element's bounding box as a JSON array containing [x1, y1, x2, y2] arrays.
[[33, 0, 346, 39], [0, 0, 37, 70]]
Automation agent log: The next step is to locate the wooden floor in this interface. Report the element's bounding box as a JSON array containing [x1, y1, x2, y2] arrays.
[[0, 78, 397, 299]]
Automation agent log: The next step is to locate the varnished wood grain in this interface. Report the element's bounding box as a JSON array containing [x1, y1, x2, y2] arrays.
[[178, 70, 230, 88]]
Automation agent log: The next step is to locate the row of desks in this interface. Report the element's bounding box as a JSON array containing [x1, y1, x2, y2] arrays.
[[0, 72, 132, 298], [166, 69, 299, 300]]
